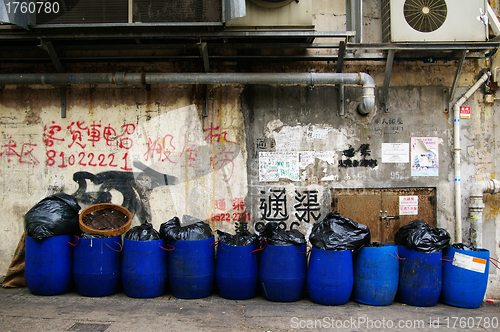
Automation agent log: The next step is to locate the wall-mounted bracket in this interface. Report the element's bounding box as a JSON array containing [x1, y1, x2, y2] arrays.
[[448, 50, 467, 111], [198, 41, 210, 73], [38, 39, 64, 74], [202, 84, 208, 117], [60, 85, 67, 118], [337, 41, 346, 116], [381, 49, 395, 113], [39, 39, 68, 117]]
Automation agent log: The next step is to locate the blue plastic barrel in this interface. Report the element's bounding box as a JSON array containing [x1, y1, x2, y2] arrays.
[[216, 241, 259, 300], [352, 244, 399, 306], [73, 236, 122, 297], [168, 237, 215, 299], [307, 248, 353, 305], [122, 238, 168, 298], [25, 235, 73, 295], [441, 246, 490, 308], [397, 245, 442, 307], [260, 244, 307, 302]]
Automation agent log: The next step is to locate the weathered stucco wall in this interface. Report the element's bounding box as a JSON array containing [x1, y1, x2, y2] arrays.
[[1, 0, 500, 299], [0, 84, 248, 274]]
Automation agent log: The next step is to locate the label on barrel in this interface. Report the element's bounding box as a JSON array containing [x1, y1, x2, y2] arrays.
[[452, 252, 487, 273]]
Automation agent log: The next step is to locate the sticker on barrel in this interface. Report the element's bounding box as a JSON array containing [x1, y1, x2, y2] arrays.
[[452, 252, 487, 273]]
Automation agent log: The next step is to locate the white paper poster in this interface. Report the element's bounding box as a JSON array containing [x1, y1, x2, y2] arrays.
[[411, 137, 439, 177], [382, 143, 409, 163], [399, 196, 418, 215], [259, 151, 299, 182]]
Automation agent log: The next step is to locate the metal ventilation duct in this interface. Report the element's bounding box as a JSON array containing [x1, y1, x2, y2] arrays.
[[133, 0, 221, 23], [35, 0, 223, 25], [36, 0, 128, 24]]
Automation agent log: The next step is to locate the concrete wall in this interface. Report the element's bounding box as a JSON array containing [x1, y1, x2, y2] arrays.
[[1, 0, 500, 298]]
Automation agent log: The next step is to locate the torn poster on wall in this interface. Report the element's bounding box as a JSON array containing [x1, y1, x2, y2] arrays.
[[382, 143, 409, 163], [411, 137, 438, 177], [259, 151, 299, 182], [259, 151, 337, 182], [298, 151, 336, 168]]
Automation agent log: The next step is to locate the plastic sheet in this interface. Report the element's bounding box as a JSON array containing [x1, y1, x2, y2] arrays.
[[258, 221, 306, 246], [395, 219, 450, 253], [124, 223, 161, 241], [451, 243, 480, 251], [81, 233, 108, 239], [24, 193, 81, 240], [216, 230, 258, 246], [160, 216, 213, 242], [309, 212, 371, 251]]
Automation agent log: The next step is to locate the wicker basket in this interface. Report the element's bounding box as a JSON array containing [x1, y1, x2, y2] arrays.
[[79, 203, 132, 237]]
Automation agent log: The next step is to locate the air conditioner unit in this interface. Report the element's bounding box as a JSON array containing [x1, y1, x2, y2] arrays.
[[226, 0, 312, 28], [382, 0, 489, 42]]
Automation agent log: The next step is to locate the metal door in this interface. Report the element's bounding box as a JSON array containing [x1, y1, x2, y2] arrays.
[[331, 188, 436, 244]]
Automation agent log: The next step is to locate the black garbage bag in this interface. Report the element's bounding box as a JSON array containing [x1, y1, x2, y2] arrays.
[[160, 215, 213, 242], [258, 222, 306, 246], [309, 212, 371, 251], [216, 229, 258, 246], [125, 222, 161, 241], [366, 242, 385, 247], [24, 192, 81, 240], [81, 233, 108, 239], [451, 243, 480, 251], [395, 219, 450, 253]]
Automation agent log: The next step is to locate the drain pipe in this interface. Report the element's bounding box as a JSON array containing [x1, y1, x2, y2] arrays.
[[452, 70, 491, 243], [469, 179, 500, 248], [0, 72, 376, 115]]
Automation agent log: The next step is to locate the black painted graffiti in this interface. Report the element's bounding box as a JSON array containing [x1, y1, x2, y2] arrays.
[[72, 161, 177, 223], [235, 220, 248, 233], [254, 220, 300, 234], [259, 188, 289, 222], [294, 190, 321, 223], [254, 137, 276, 157], [339, 144, 378, 168], [374, 117, 403, 125], [256, 188, 322, 232]]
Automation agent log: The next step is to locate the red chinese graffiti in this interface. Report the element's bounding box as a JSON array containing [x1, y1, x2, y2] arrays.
[[0, 137, 39, 165], [3, 120, 239, 178], [44, 121, 136, 149], [211, 212, 251, 222], [41, 121, 136, 170], [143, 124, 239, 181], [211, 197, 248, 222], [46, 150, 132, 171]]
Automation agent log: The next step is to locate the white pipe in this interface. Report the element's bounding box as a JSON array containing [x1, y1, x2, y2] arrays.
[[452, 71, 491, 243], [0, 72, 376, 115], [469, 179, 500, 247]]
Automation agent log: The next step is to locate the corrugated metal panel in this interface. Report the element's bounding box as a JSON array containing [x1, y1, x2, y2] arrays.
[[36, 0, 128, 24], [133, 0, 221, 23], [35, 0, 222, 25]]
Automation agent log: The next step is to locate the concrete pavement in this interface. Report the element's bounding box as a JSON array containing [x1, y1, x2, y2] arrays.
[[0, 284, 499, 332]]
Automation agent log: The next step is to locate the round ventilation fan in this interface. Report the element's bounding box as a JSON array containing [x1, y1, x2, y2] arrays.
[[403, 0, 448, 33]]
